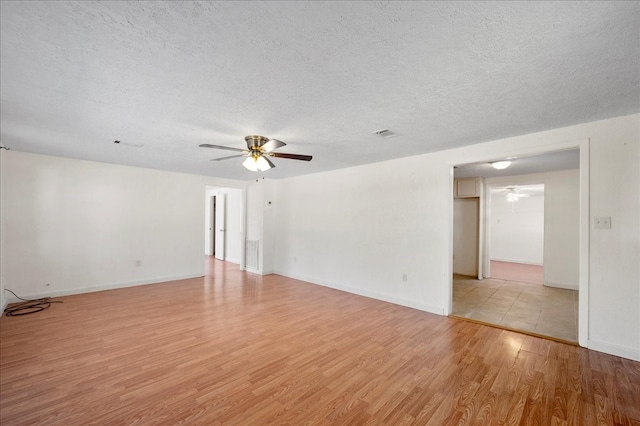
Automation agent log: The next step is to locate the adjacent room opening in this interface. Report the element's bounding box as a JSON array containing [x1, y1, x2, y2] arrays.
[[488, 184, 544, 285], [450, 149, 580, 343]]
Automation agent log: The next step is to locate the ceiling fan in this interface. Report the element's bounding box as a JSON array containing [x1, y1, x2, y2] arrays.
[[199, 135, 312, 172], [493, 186, 531, 202]]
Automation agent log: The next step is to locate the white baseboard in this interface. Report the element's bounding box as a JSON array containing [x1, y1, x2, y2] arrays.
[[544, 281, 579, 290], [490, 258, 543, 266], [244, 267, 274, 276], [587, 339, 640, 362], [274, 270, 444, 316], [2, 273, 204, 303]]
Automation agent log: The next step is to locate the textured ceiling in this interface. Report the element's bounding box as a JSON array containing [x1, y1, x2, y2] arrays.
[[1, 1, 638, 180]]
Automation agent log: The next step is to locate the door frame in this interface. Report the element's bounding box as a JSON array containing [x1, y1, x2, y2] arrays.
[[209, 195, 216, 256], [204, 184, 248, 271], [214, 193, 226, 261], [484, 182, 545, 280], [448, 138, 589, 347]]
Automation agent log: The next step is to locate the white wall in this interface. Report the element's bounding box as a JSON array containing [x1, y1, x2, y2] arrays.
[[274, 157, 447, 314], [0, 151, 245, 301], [204, 187, 242, 263], [262, 179, 277, 274], [543, 171, 579, 289], [490, 192, 544, 265], [245, 179, 264, 273], [244, 178, 277, 274], [0, 149, 5, 312], [487, 170, 580, 289], [272, 114, 639, 361]]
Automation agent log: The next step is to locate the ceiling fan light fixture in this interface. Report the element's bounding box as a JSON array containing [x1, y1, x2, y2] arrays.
[[242, 156, 259, 172], [255, 155, 272, 171], [242, 155, 273, 172], [491, 160, 512, 170], [506, 193, 519, 203]]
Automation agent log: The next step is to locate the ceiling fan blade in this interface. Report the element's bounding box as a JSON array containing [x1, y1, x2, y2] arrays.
[[269, 152, 312, 161], [210, 154, 246, 161], [261, 138, 286, 153], [263, 156, 276, 169], [199, 143, 245, 152]]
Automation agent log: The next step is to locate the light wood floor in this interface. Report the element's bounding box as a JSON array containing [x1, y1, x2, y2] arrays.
[[1, 259, 638, 425]]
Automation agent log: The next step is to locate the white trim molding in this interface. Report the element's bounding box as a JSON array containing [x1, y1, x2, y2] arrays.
[[588, 339, 640, 362]]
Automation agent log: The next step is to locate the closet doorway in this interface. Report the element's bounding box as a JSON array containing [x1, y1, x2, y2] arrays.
[[453, 197, 480, 278]]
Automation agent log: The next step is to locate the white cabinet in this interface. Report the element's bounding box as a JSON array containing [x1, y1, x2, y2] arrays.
[[454, 177, 483, 198]]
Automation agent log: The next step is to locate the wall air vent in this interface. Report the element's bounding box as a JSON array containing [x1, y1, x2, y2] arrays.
[[246, 240, 259, 269], [372, 128, 397, 138]]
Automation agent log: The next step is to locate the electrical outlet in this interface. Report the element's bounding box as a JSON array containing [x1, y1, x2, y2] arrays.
[[593, 216, 612, 229], [136, 260, 142, 267], [402, 273, 408, 282]]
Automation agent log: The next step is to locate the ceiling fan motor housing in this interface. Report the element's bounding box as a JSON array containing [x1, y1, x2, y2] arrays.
[[245, 135, 269, 150]]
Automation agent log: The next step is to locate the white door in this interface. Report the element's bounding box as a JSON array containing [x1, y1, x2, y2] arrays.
[[207, 196, 215, 256], [215, 194, 226, 260], [453, 198, 479, 276]]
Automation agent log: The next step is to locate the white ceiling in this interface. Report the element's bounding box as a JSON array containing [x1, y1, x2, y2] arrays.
[[491, 184, 545, 197], [454, 148, 580, 179], [1, 1, 638, 180]]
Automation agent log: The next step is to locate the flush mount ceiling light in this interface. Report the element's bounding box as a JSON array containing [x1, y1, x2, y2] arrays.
[[491, 160, 512, 170]]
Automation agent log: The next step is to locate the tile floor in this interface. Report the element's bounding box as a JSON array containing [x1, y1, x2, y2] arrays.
[[451, 275, 578, 342]]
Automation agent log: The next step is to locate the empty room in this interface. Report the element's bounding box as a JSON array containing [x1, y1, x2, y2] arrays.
[[1, 2, 639, 425]]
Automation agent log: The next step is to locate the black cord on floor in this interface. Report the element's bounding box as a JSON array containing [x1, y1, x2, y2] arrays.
[[4, 289, 63, 316]]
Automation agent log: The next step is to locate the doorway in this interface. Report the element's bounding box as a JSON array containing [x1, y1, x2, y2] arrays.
[[488, 184, 544, 284], [210, 196, 216, 256], [205, 185, 247, 268], [453, 197, 479, 277], [449, 146, 585, 344], [205, 192, 226, 260], [214, 194, 226, 261]]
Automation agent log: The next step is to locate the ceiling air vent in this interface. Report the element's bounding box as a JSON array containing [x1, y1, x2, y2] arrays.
[[114, 140, 143, 148], [372, 128, 397, 138]]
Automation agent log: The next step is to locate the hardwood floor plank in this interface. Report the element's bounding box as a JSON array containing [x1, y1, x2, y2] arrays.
[[1, 258, 638, 425]]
